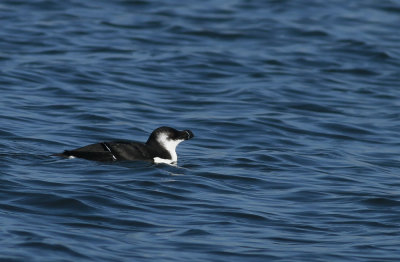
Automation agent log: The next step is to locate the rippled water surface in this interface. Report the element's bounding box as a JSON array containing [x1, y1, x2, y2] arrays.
[[1, 0, 400, 261]]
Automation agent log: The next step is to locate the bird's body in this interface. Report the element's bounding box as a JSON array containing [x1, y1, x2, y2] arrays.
[[55, 127, 194, 164]]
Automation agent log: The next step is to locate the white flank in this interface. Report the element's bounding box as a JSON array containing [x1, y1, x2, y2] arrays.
[[153, 157, 176, 165]]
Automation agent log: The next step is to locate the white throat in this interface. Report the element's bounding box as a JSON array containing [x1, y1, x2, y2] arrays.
[[154, 133, 184, 164]]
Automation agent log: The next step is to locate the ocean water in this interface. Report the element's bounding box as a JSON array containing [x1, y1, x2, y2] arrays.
[[1, 0, 400, 261]]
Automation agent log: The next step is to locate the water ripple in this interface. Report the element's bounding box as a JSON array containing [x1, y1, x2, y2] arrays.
[[1, 0, 400, 261]]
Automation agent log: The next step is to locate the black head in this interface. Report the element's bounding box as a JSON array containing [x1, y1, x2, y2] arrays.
[[146, 126, 194, 145], [144, 127, 193, 163]]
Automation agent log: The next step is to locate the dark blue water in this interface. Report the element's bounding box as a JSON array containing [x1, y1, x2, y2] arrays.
[[1, 0, 400, 261]]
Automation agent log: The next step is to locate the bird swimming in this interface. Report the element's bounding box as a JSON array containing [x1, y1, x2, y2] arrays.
[[55, 126, 194, 164]]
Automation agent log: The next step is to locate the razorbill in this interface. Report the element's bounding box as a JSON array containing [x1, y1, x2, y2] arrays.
[[55, 126, 194, 164]]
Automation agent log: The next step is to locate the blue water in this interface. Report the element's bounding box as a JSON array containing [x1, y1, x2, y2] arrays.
[[1, 0, 400, 261]]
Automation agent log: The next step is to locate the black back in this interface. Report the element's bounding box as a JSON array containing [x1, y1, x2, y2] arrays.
[[59, 140, 170, 162]]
